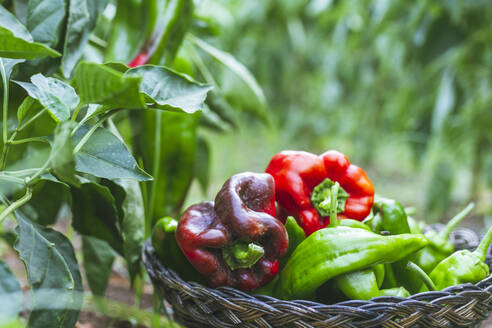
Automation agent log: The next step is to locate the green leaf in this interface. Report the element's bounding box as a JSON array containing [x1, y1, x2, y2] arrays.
[[61, 0, 109, 78], [104, 179, 144, 281], [194, 136, 210, 194], [50, 121, 77, 185], [0, 5, 34, 40], [14, 74, 79, 122], [71, 182, 124, 254], [82, 236, 115, 297], [73, 124, 152, 181], [26, 0, 66, 47], [17, 96, 38, 123], [147, 0, 194, 66], [199, 104, 231, 132], [73, 61, 145, 109], [0, 260, 22, 320], [104, 121, 144, 280], [1, 58, 24, 80], [14, 212, 82, 328], [188, 34, 267, 108], [61, 0, 89, 78], [29, 179, 70, 226], [103, 61, 129, 73], [0, 5, 61, 59], [126, 65, 213, 114]]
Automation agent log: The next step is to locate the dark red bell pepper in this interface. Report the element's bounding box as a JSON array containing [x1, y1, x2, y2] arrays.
[[265, 150, 374, 236], [176, 172, 288, 291]]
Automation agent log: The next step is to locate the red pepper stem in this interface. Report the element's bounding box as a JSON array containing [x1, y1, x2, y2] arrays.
[[328, 182, 339, 227], [311, 178, 349, 219], [406, 261, 436, 291], [222, 241, 265, 271], [473, 224, 492, 262], [438, 202, 474, 240]]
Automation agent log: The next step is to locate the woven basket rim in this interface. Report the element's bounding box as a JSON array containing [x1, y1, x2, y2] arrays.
[[143, 228, 492, 327], [143, 239, 492, 306]]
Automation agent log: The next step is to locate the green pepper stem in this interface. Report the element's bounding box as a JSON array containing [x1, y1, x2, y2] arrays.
[[438, 203, 474, 240], [311, 178, 349, 218], [474, 224, 492, 261], [328, 182, 340, 227], [406, 261, 436, 291], [222, 241, 265, 271]]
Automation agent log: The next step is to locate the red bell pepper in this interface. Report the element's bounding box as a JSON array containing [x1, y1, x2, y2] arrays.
[[265, 150, 374, 236]]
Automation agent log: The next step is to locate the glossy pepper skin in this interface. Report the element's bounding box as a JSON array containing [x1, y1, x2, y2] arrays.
[[176, 172, 288, 291], [266, 150, 374, 236], [279, 216, 306, 270], [332, 219, 386, 300], [371, 197, 423, 293], [274, 226, 428, 300], [334, 265, 385, 300]]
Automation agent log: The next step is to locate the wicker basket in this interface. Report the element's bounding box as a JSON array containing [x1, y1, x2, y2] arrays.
[[143, 227, 492, 328]]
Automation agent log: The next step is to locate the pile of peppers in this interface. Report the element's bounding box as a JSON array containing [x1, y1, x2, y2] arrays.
[[151, 149, 492, 303]]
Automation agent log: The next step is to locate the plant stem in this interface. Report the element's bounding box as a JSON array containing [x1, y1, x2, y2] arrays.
[[0, 130, 15, 170], [72, 107, 96, 136], [407, 261, 436, 291], [474, 224, 492, 261], [73, 109, 122, 154], [139, 157, 151, 237], [0, 193, 9, 206], [1, 168, 42, 176], [0, 174, 25, 184], [25, 157, 52, 185], [9, 137, 50, 145], [152, 291, 163, 328], [71, 103, 84, 122], [88, 34, 108, 48], [0, 187, 32, 224], [148, 111, 162, 227], [438, 202, 474, 240], [328, 182, 339, 227], [18, 108, 47, 131], [0, 58, 8, 146]]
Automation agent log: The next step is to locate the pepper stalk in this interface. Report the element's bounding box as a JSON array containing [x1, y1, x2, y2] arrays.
[[310, 178, 347, 227], [406, 261, 436, 291], [474, 224, 492, 262], [437, 202, 474, 243], [222, 241, 265, 270]]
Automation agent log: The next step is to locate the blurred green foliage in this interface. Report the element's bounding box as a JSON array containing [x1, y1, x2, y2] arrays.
[[190, 0, 492, 221]]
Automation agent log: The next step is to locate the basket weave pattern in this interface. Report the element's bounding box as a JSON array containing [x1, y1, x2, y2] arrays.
[[143, 228, 492, 328]]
